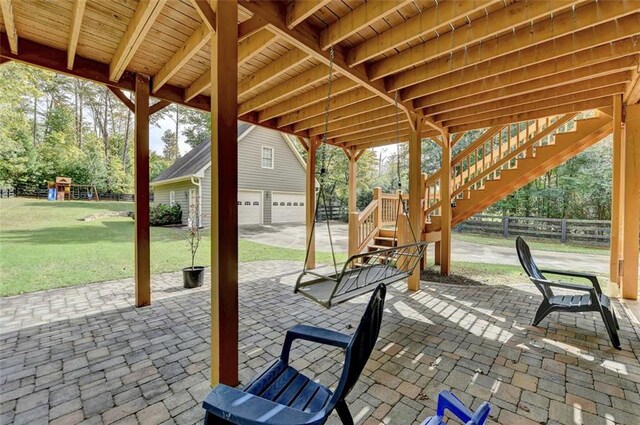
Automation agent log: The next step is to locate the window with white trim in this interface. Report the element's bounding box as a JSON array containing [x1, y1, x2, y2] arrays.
[[169, 191, 175, 206], [261, 146, 274, 169]]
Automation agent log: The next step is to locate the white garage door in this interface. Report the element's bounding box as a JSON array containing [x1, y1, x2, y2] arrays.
[[272, 192, 305, 223], [238, 190, 262, 225]]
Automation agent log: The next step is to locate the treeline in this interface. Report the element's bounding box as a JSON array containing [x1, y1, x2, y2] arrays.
[[0, 62, 208, 193], [1, 62, 612, 220]]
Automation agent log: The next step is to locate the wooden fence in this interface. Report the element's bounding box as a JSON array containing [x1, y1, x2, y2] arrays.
[[457, 215, 616, 246]]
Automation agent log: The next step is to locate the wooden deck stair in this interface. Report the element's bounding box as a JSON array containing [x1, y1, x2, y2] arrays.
[[425, 111, 613, 234], [351, 111, 613, 256]]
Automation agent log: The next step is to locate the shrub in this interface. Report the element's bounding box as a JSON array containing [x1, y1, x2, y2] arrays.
[[150, 203, 182, 226]]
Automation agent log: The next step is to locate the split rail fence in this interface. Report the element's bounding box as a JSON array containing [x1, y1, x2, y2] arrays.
[[457, 215, 615, 247]]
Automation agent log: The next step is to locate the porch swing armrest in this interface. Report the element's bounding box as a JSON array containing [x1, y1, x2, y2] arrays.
[[280, 325, 351, 363]]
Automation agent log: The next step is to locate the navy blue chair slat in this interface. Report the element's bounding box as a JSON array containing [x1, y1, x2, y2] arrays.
[[275, 374, 312, 406], [289, 385, 321, 412], [259, 366, 299, 400], [202, 284, 387, 424], [302, 387, 331, 413]]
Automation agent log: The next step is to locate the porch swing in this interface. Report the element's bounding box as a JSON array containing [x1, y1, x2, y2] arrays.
[[294, 46, 428, 309]]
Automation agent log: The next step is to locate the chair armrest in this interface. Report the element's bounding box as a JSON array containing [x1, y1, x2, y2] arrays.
[[203, 385, 326, 425], [280, 324, 352, 363], [539, 269, 602, 294], [435, 391, 474, 423], [532, 278, 596, 293]]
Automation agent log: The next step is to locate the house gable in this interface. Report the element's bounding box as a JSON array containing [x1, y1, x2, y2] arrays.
[[237, 125, 307, 193]]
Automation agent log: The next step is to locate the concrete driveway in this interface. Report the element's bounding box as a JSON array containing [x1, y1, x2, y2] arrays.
[[239, 222, 612, 275]]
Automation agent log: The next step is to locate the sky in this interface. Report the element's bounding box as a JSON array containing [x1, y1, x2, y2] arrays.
[[149, 115, 192, 156]]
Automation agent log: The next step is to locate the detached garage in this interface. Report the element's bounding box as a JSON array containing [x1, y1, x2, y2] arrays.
[[152, 123, 310, 227]]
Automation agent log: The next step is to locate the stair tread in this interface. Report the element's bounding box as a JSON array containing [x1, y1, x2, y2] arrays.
[[374, 236, 397, 241], [368, 244, 394, 250]]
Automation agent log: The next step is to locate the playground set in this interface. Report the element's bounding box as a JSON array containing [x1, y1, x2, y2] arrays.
[[47, 177, 99, 202]]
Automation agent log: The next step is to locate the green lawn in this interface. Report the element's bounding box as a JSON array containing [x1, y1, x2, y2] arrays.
[[0, 198, 342, 296], [453, 232, 609, 255]]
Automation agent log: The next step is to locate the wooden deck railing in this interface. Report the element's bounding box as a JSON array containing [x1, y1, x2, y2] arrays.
[[422, 112, 596, 220]]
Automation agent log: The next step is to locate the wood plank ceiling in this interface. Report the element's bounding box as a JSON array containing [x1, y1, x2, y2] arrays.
[[1, 0, 638, 149]]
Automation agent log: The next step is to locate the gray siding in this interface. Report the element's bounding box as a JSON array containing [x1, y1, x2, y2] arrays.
[[153, 180, 197, 225], [238, 126, 306, 193], [200, 167, 211, 227]]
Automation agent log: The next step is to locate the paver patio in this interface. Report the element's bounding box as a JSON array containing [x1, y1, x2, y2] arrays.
[[1, 261, 639, 425]]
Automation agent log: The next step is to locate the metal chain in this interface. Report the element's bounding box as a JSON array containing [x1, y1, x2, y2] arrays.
[[394, 90, 401, 191], [320, 45, 335, 181]]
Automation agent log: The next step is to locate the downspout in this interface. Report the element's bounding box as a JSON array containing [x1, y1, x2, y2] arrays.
[[191, 176, 202, 227]]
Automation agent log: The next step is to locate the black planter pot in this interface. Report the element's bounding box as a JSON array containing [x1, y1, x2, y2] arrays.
[[182, 266, 204, 288]]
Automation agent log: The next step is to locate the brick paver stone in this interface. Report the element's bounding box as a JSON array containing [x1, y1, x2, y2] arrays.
[[1, 261, 639, 425]]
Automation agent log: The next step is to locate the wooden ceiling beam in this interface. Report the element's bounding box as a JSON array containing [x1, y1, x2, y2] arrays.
[[279, 86, 376, 127], [339, 133, 410, 149], [325, 117, 409, 140], [416, 52, 639, 109], [107, 86, 134, 112], [239, 0, 443, 133], [237, 16, 268, 41], [424, 70, 632, 117], [624, 64, 640, 105], [447, 98, 614, 133], [308, 105, 398, 137], [0, 0, 18, 54], [347, 0, 495, 67], [184, 27, 277, 101], [153, 23, 209, 93], [319, 0, 413, 50], [438, 85, 627, 126], [400, 14, 640, 99], [369, 0, 579, 80], [293, 96, 389, 132], [184, 70, 211, 102], [109, 0, 167, 81], [260, 78, 359, 122], [189, 0, 216, 32], [286, 0, 331, 29], [238, 64, 329, 115], [0, 33, 310, 140], [67, 0, 87, 69], [238, 48, 308, 96], [335, 127, 407, 146], [392, 8, 640, 94]]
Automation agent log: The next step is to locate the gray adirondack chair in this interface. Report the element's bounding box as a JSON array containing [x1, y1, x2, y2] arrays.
[[515, 236, 620, 349]]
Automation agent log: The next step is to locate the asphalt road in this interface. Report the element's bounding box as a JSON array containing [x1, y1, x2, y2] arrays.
[[239, 222, 611, 275]]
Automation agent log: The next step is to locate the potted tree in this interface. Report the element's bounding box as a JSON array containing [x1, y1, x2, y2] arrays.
[[182, 200, 204, 288]]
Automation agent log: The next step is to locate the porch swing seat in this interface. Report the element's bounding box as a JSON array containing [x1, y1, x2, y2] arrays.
[[295, 242, 428, 308]]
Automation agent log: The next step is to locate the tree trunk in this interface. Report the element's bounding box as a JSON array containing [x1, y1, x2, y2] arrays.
[[32, 96, 37, 147], [78, 83, 83, 148], [103, 87, 109, 165], [123, 93, 132, 171]]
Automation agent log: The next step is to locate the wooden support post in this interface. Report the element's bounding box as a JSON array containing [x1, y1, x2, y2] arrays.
[[440, 130, 452, 276], [621, 104, 639, 300], [408, 118, 423, 291], [134, 73, 151, 307], [420, 172, 427, 269], [306, 138, 317, 269], [373, 187, 382, 227], [347, 148, 358, 257], [210, 0, 239, 387], [610, 95, 624, 291]]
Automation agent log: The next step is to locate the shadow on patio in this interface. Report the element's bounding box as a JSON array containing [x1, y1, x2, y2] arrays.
[[1, 261, 638, 425]]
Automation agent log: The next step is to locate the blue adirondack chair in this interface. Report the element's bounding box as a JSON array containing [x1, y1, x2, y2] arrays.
[[202, 284, 387, 425], [420, 391, 491, 425]]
